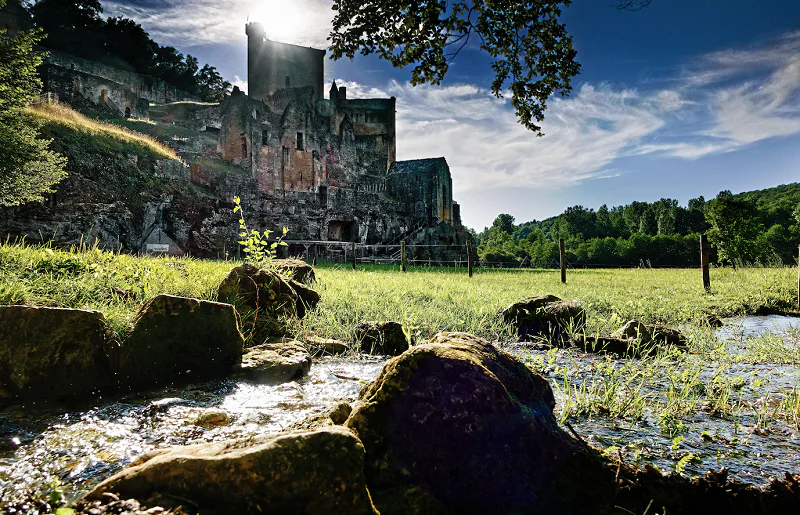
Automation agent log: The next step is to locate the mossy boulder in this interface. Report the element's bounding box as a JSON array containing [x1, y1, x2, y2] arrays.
[[345, 332, 611, 514], [501, 295, 586, 342], [0, 306, 114, 401], [234, 341, 312, 384], [274, 258, 316, 284], [217, 263, 301, 341], [354, 321, 408, 356], [85, 426, 379, 515], [117, 295, 243, 389]]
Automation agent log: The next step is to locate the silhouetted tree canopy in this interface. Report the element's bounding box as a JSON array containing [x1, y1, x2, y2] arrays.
[[330, 0, 580, 135], [29, 0, 230, 101]]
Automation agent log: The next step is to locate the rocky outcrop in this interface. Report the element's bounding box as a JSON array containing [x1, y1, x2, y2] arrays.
[[354, 321, 409, 356], [0, 306, 113, 401], [86, 426, 379, 515], [234, 341, 312, 384], [117, 295, 243, 389], [274, 258, 316, 284], [502, 295, 586, 342], [345, 331, 611, 514]]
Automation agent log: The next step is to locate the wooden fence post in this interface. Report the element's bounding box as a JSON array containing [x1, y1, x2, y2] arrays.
[[401, 241, 407, 272], [559, 239, 566, 284], [467, 240, 474, 278], [700, 233, 711, 292], [352, 242, 357, 270]]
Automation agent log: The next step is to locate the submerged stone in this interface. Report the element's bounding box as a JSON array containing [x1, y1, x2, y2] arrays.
[[0, 305, 114, 401], [86, 426, 379, 515], [118, 294, 243, 389], [234, 341, 312, 384], [354, 321, 409, 356]]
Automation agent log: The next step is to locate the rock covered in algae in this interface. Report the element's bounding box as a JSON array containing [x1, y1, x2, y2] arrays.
[[117, 294, 243, 389], [86, 426, 379, 515], [0, 305, 114, 401]]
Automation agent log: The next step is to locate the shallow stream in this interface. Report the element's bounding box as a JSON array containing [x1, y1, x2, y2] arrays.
[[1, 316, 799, 504]]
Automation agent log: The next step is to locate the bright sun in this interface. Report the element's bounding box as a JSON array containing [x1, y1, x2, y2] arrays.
[[250, 1, 304, 42]]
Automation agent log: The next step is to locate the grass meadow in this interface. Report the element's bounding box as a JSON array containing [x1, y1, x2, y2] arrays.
[[2, 241, 800, 479]]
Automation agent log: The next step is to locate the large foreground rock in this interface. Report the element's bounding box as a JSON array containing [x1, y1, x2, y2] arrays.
[[354, 321, 409, 356], [86, 426, 378, 515], [234, 341, 312, 383], [502, 295, 586, 342], [0, 306, 113, 400], [345, 332, 610, 514], [117, 295, 243, 389]]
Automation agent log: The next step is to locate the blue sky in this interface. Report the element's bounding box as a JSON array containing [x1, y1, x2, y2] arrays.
[[102, 0, 800, 230]]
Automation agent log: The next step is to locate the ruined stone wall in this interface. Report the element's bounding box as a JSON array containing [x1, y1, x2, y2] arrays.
[[42, 51, 197, 117], [386, 158, 453, 224], [247, 23, 325, 102]]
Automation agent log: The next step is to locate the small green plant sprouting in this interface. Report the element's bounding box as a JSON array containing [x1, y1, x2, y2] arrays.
[[233, 196, 288, 268]]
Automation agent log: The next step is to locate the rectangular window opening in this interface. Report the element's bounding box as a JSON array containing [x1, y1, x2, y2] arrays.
[[285, 75, 291, 87], [297, 132, 304, 150]]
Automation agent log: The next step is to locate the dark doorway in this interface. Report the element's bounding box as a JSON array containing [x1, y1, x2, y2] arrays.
[[327, 220, 356, 242]]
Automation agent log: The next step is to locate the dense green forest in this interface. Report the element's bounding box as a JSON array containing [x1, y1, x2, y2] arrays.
[[476, 185, 800, 268], [28, 0, 230, 101]]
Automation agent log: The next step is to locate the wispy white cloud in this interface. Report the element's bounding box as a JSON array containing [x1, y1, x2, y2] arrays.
[[103, 0, 332, 48], [384, 82, 671, 192]]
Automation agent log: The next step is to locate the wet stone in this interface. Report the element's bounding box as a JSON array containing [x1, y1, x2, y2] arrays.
[[306, 336, 350, 355], [234, 341, 312, 384], [86, 426, 379, 515]]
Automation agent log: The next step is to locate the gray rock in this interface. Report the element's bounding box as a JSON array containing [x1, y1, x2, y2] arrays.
[[235, 341, 312, 383], [306, 336, 350, 355], [118, 295, 244, 389], [501, 295, 586, 342], [85, 426, 379, 515], [354, 321, 409, 356], [0, 305, 113, 401], [274, 258, 316, 284], [345, 331, 607, 514]]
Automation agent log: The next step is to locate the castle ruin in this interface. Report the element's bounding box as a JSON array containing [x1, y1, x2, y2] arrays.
[[2, 13, 471, 261]]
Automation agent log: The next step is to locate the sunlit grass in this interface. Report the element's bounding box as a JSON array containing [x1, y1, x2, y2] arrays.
[[26, 101, 179, 160]]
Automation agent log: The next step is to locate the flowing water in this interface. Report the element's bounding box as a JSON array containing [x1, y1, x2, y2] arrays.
[[1, 317, 799, 504]]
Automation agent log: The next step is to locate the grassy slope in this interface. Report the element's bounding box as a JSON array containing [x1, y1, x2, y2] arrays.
[[0, 243, 795, 342], [27, 102, 179, 161]]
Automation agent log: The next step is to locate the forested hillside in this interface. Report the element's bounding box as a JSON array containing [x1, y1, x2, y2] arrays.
[[28, 0, 230, 101], [476, 185, 800, 268]]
